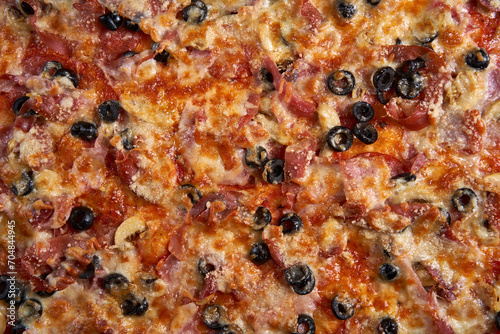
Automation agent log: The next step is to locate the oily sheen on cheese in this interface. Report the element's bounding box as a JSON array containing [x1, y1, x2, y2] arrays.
[[1, 0, 500, 333]]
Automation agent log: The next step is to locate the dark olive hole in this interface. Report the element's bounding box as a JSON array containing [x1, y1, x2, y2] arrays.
[[282, 219, 294, 232], [205, 263, 215, 272], [337, 303, 347, 314], [271, 165, 283, 178], [334, 76, 350, 89], [334, 133, 347, 145], [298, 322, 309, 334], [459, 194, 471, 206]]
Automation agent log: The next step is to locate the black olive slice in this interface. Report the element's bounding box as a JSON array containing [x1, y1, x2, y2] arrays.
[[399, 58, 426, 76], [327, 70, 355, 96], [219, 324, 244, 334], [103, 273, 130, 295], [326, 126, 353, 152], [495, 311, 500, 330], [295, 314, 316, 334], [71, 121, 98, 141], [252, 206, 272, 231], [99, 12, 123, 31], [390, 172, 416, 182], [79, 255, 99, 279], [180, 184, 202, 204], [373, 67, 395, 92], [18, 298, 43, 322], [263, 158, 285, 184], [198, 258, 216, 276], [12, 171, 34, 196], [352, 101, 375, 122], [36, 289, 56, 298], [379, 263, 400, 281], [68, 206, 95, 231], [353, 122, 378, 145], [249, 242, 271, 265], [0, 278, 26, 305], [245, 146, 268, 168], [54, 68, 79, 88], [41, 61, 63, 77], [135, 297, 149, 316], [154, 50, 170, 63], [260, 67, 275, 91], [121, 129, 134, 150], [13, 96, 30, 116], [292, 273, 315, 295], [337, 1, 356, 19], [465, 48, 490, 70], [20, 2, 35, 15], [378, 317, 399, 334], [438, 207, 451, 225], [285, 264, 312, 286], [451, 188, 478, 213], [376, 90, 390, 104], [416, 31, 439, 44], [124, 18, 140, 32], [98, 100, 122, 123], [366, 0, 380, 5], [12, 322, 26, 334], [395, 71, 424, 99], [202, 304, 227, 329], [331, 296, 355, 320], [0, 275, 10, 300], [279, 213, 303, 234], [182, 0, 208, 23], [121, 294, 148, 316], [122, 51, 138, 58]]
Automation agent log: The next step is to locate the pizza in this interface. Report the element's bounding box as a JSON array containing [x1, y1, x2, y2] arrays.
[[1, 0, 500, 332]]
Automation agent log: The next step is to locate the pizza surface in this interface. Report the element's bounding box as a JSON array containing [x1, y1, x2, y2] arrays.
[[1, 0, 500, 333]]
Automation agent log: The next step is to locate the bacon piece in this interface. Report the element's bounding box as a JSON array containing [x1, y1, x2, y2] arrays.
[[261, 225, 287, 268], [398, 258, 456, 333], [14, 116, 36, 133], [21, 234, 98, 291], [0, 125, 13, 158], [263, 56, 317, 117], [386, 99, 431, 131], [168, 221, 191, 261], [28, 16, 78, 58], [425, 265, 456, 301], [239, 93, 260, 128], [115, 150, 140, 185], [284, 137, 318, 181], [478, 0, 500, 11], [190, 191, 240, 220], [463, 109, 485, 154], [385, 45, 450, 131], [388, 203, 432, 220], [342, 153, 407, 210], [300, 0, 324, 29]]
